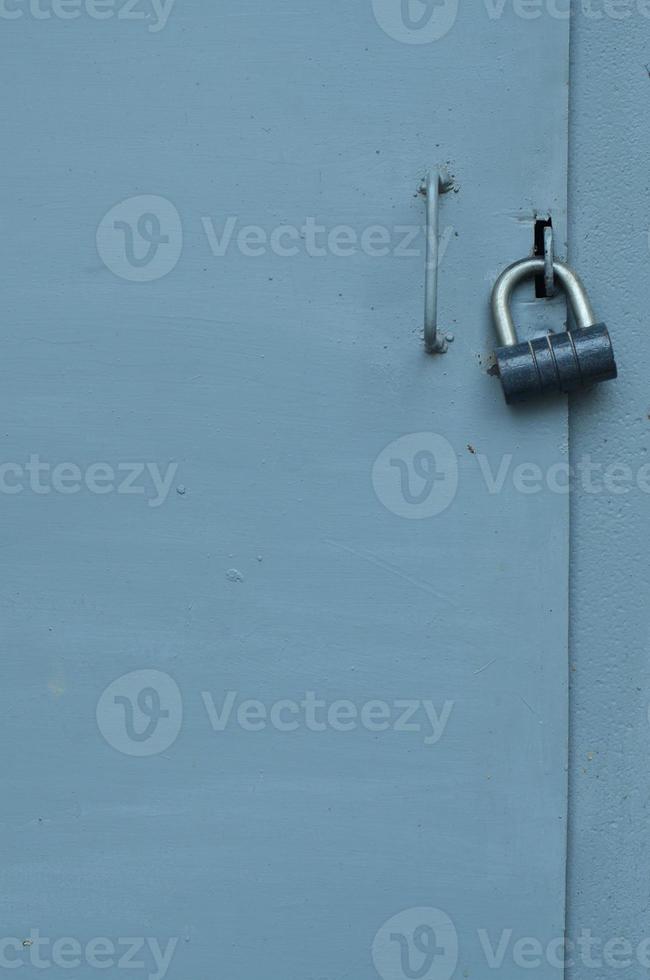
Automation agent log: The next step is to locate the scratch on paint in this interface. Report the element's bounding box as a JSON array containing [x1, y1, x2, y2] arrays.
[[519, 695, 539, 717], [325, 539, 458, 606], [474, 659, 497, 675]]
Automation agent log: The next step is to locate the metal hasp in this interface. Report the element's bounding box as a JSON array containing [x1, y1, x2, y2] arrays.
[[543, 225, 556, 298], [491, 257, 618, 404], [424, 169, 452, 353]]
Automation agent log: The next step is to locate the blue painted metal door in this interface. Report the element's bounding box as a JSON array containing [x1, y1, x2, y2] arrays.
[[1, 3, 570, 979]]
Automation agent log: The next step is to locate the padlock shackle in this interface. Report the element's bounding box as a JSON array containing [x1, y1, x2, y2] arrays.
[[491, 258, 597, 347]]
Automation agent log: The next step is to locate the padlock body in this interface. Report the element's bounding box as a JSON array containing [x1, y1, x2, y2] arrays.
[[495, 323, 617, 404]]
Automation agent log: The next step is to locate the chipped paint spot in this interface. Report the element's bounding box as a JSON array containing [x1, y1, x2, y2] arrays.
[[48, 679, 65, 698]]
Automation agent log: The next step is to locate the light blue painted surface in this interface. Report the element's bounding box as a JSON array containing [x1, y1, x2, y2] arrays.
[[567, 12, 650, 979], [1, 5, 572, 979]]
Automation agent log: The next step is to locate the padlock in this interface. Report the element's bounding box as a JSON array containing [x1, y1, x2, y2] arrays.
[[491, 257, 617, 404]]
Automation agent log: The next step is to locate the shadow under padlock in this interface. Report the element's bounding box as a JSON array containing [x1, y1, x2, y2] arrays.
[[491, 257, 618, 404]]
